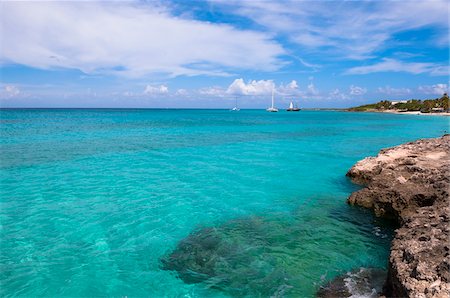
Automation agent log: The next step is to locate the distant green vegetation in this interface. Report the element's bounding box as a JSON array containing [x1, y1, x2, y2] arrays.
[[348, 93, 449, 113]]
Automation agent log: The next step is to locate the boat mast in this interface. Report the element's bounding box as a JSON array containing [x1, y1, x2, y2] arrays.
[[271, 88, 275, 108]]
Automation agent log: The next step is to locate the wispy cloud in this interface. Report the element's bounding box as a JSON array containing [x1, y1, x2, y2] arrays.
[[344, 58, 448, 76], [377, 86, 412, 96], [1, 85, 21, 98], [329, 88, 349, 100], [289, 55, 321, 71], [349, 85, 367, 96], [213, 0, 448, 60], [199, 86, 226, 97], [0, 1, 284, 78], [418, 84, 448, 95], [175, 89, 188, 96], [306, 82, 319, 96]]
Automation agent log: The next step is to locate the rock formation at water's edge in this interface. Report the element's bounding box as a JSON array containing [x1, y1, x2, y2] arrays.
[[347, 135, 450, 297]]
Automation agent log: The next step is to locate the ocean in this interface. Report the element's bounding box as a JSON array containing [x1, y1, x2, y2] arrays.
[[1, 109, 448, 297]]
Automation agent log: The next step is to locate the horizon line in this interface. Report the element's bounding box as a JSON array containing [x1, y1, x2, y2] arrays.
[[0, 107, 345, 110]]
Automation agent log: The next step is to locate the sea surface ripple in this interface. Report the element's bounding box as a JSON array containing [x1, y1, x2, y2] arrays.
[[1, 109, 448, 297]]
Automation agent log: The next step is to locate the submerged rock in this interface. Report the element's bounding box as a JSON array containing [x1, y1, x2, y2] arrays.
[[160, 227, 225, 283], [160, 217, 293, 296], [347, 135, 450, 297], [160, 210, 392, 297], [317, 268, 386, 298]]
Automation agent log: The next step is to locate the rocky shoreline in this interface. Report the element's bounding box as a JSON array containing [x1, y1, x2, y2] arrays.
[[347, 135, 450, 297]]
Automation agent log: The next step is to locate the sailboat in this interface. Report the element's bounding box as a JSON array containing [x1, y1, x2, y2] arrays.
[[230, 97, 240, 111], [266, 88, 278, 112], [286, 100, 301, 111]]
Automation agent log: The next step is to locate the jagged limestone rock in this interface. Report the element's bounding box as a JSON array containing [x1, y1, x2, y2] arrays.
[[347, 135, 450, 297]]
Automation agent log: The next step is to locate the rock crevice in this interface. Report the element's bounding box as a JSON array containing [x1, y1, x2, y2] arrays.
[[347, 135, 450, 297]]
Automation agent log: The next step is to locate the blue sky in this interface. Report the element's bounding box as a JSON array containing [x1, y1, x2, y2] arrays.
[[0, 0, 448, 108]]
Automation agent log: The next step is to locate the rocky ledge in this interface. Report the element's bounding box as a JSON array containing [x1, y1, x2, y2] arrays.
[[347, 135, 450, 297]]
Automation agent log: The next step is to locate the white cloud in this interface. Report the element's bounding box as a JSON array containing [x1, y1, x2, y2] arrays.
[[226, 78, 274, 95], [144, 84, 169, 95], [377, 86, 412, 96], [418, 84, 448, 95], [286, 80, 298, 89], [349, 85, 367, 96], [345, 58, 448, 76], [224, 78, 324, 100], [0, 1, 284, 77]]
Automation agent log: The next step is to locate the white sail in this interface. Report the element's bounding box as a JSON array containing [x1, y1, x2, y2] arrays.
[[287, 99, 301, 111]]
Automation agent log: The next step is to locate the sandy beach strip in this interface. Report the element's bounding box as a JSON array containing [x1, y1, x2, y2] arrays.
[[353, 109, 450, 116]]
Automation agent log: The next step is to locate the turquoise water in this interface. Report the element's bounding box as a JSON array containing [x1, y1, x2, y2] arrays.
[[0, 109, 448, 297]]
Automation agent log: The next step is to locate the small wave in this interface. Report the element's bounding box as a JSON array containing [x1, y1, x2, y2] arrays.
[[317, 268, 386, 298], [344, 268, 383, 298], [372, 226, 388, 239]]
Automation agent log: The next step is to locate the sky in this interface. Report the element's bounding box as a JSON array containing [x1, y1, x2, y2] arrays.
[[0, 0, 449, 108]]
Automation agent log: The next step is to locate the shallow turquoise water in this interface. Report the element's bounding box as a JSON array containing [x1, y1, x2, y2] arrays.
[[0, 109, 448, 297]]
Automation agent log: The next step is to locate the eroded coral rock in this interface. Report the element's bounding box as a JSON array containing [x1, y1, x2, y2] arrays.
[[347, 135, 450, 297]]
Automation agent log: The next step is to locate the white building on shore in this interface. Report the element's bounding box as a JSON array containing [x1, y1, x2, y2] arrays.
[[391, 100, 408, 105]]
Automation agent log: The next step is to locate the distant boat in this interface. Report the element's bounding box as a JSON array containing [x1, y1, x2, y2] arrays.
[[231, 97, 240, 111], [287, 100, 301, 112], [266, 88, 278, 112]]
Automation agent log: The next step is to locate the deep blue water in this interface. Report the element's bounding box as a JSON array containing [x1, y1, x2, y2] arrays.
[[0, 109, 448, 297]]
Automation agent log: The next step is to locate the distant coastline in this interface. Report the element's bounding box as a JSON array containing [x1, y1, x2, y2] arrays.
[[0, 107, 447, 115], [346, 93, 450, 116], [348, 109, 450, 116]]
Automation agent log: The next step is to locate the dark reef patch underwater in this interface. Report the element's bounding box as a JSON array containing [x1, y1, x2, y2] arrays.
[[160, 202, 395, 297]]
